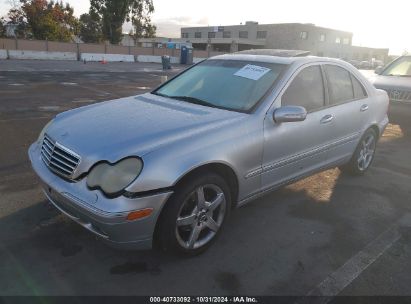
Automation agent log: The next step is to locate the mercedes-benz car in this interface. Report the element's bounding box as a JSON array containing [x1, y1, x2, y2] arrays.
[[29, 52, 389, 255], [371, 55, 411, 132]]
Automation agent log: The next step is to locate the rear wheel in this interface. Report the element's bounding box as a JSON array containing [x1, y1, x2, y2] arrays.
[[157, 173, 231, 255], [341, 128, 377, 175]]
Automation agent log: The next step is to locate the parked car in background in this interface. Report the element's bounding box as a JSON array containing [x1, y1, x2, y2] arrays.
[[372, 60, 385, 69], [360, 61, 372, 69], [29, 51, 389, 255], [371, 55, 411, 133], [348, 60, 361, 69]]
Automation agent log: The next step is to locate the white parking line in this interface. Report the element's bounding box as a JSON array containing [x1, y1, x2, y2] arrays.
[[297, 213, 411, 303]]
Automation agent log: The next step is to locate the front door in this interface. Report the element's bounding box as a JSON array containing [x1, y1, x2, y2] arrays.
[[261, 64, 336, 191]]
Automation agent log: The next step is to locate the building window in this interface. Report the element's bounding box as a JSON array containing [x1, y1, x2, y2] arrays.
[[319, 34, 326, 42], [257, 31, 267, 39], [223, 31, 231, 38], [335, 37, 341, 44], [239, 31, 248, 38], [195, 32, 202, 38], [208, 32, 216, 38], [343, 38, 350, 45], [181, 33, 189, 38], [300, 31, 308, 40]]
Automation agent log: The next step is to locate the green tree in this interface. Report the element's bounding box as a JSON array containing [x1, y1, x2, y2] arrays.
[[132, 15, 156, 38], [79, 13, 102, 43], [0, 18, 5, 37], [6, 2, 30, 38], [90, 0, 155, 44], [7, 0, 79, 41]]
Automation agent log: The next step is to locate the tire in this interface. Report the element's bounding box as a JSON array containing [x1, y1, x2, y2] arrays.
[[156, 172, 231, 256], [341, 128, 377, 176]]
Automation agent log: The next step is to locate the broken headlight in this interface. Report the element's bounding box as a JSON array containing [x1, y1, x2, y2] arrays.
[[87, 157, 143, 196]]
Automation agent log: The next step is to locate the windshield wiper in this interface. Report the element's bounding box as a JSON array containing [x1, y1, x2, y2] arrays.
[[151, 92, 170, 97], [166, 95, 220, 109]]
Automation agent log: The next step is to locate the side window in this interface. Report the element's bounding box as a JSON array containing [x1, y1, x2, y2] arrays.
[[351, 75, 367, 99], [324, 65, 354, 105], [282, 65, 325, 112]]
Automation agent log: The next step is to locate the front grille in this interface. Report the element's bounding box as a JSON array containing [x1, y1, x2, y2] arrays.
[[41, 135, 80, 179], [389, 89, 411, 103]]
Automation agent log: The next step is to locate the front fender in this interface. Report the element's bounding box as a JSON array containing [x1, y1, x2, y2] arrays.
[[125, 118, 264, 201]]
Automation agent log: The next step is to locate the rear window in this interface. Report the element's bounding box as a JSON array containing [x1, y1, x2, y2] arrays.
[[324, 65, 354, 105], [351, 75, 367, 99]]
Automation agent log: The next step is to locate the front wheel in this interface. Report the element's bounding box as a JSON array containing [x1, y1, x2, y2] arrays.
[[341, 128, 377, 175], [157, 173, 231, 255]]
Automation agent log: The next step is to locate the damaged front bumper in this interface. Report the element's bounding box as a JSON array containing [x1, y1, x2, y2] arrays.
[[28, 143, 173, 250]]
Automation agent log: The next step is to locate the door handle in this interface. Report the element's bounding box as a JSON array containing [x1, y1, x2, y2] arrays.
[[360, 104, 369, 112], [320, 114, 334, 124]]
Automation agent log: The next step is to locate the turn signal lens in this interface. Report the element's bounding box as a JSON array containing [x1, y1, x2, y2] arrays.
[[126, 208, 153, 221]]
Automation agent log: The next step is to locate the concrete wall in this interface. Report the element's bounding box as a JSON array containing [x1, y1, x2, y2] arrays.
[[80, 53, 135, 62], [48, 41, 77, 53], [136, 55, 180, 64], [0, 38, 17, 50], [106, 45, 130, 55], [0, 38, 214, 64], [0, 49, 8, 59], [131, 47, 153, 56], [8, 50, 77, 60], [0, 38, 219, 63], [79, 44, 105, 54]]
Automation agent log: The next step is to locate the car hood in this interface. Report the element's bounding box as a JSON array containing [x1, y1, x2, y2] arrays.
[[46, 93, 246, 168]]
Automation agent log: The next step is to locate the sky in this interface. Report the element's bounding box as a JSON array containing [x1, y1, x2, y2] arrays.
[[1, 0, 410, 55]]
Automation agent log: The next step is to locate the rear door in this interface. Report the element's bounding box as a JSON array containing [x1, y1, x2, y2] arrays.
[[323, 64, 369, 163]]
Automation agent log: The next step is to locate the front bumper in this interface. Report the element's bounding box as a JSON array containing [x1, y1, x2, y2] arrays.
[[28, 143, 173, 250]]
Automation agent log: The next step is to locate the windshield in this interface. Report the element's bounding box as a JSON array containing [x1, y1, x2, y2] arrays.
[[383, 56, 411, 77], [154, 59, 286, 112]]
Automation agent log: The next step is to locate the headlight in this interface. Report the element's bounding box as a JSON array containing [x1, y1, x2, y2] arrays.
[[87, 157, 143, 195], [37, 119, 54, 143]]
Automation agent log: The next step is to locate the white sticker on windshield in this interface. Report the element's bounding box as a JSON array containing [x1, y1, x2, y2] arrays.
[[234, 64, 271, 81]]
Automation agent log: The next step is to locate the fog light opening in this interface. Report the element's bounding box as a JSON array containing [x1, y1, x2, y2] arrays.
[[126, 208, 153, 221]]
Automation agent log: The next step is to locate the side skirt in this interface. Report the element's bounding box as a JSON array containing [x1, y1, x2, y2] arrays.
[[235, 156, 351, 208]]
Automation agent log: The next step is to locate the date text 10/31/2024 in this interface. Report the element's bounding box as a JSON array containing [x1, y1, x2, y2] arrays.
[[150, 297, 258, 303]]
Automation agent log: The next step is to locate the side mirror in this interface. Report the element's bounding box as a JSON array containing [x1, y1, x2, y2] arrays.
[[374, 66, 383, 75], [273, 106, 307, 123]]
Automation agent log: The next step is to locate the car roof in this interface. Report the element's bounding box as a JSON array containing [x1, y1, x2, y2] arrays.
[[235, 49, 311, 57], [211, 52, 346, 65]]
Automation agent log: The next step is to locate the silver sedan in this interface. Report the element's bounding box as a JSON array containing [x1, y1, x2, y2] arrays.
[[29, 53, 389, 255]]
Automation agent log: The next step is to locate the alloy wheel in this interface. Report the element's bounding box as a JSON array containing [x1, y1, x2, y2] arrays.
[[357, 133, 376, 171], [175, 184, 226, 250]]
